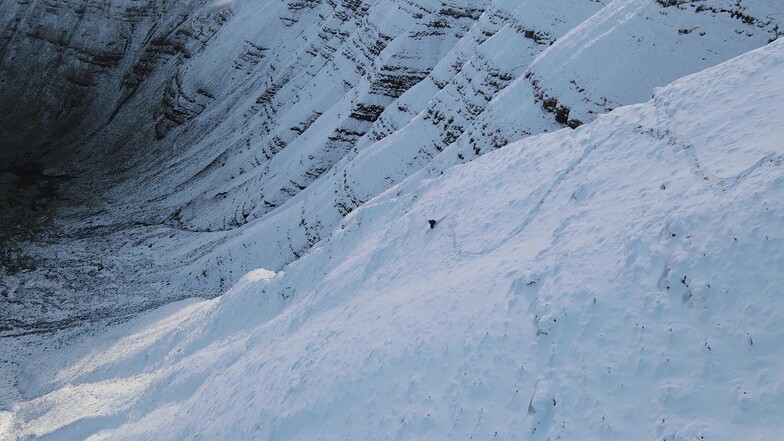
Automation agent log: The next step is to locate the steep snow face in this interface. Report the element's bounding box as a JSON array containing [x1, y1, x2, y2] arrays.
[[165, 0, 783, 304], [0, 1, 782, 351], [3, 38, 783, 440], [124, 0, 782, 231]]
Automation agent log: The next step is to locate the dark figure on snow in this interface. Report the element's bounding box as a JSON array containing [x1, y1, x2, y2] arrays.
[[428, 219, 437, 229]]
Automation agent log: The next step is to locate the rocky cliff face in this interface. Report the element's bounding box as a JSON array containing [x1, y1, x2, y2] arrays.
[[0, 0, 781, 335], [0, 0, 216, 164]]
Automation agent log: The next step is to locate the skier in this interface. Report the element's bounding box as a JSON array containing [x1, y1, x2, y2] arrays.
[[428, 219, 437, 229]]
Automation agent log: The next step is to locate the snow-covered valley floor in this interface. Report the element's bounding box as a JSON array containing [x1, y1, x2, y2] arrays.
[[1, 37, 783, 440]]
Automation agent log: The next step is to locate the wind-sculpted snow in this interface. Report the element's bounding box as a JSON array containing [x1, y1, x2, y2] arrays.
[[2, 39, 783, 439], [0, 0, 782, 370]]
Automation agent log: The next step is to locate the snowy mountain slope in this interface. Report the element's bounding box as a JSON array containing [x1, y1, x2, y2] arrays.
[[164, 0, 783, 302], [4, 0, 491, 334], [3, 38, 783, 440], [107, 0, 783, 284], [0, 0, 782, 390]]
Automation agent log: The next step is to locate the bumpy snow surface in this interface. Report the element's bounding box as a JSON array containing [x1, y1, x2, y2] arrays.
[[1, 38, 783, 439]]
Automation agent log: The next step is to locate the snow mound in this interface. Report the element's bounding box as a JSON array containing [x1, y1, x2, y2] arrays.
[[4, 35, 784, 441]]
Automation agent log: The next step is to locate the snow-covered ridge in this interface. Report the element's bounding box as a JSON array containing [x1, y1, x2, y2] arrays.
[[0, 0, 782, 364], [3, 37, 783, 439]]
